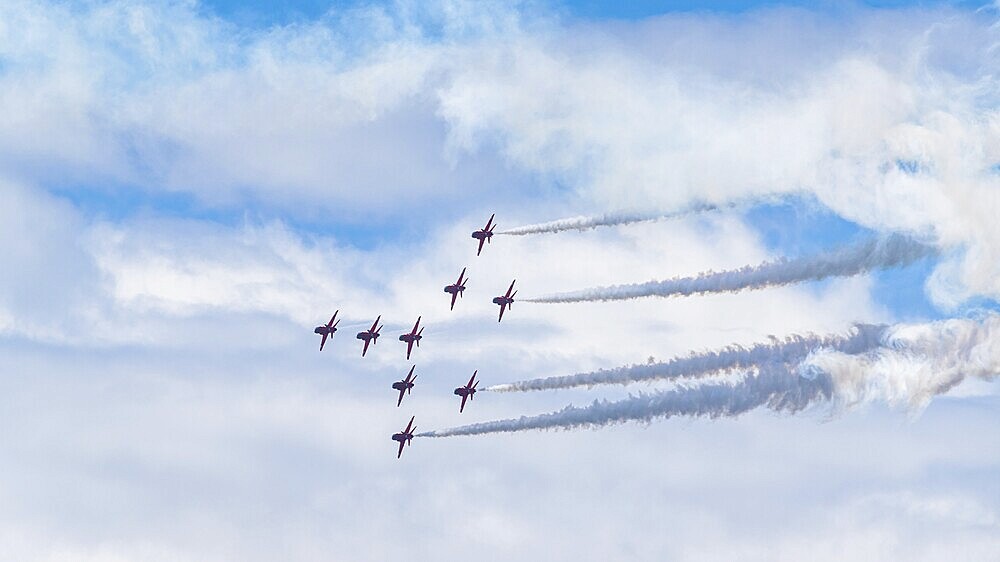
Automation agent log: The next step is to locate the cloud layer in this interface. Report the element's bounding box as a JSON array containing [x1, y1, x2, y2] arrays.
[[0, 2, 997, 561], [1, 1, 997, 305]]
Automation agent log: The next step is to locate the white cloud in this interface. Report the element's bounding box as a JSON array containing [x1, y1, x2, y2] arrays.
[[2, 1, 997, 304], [0, 0, 523, 214], [436, 7, 1000, 306]]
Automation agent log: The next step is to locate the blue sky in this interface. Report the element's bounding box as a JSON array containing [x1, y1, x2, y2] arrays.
[[0, 1, 998, 560], [200, 0, 990, 26]]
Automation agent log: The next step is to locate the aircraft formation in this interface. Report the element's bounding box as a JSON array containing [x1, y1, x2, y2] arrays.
[[311, 213, 510, 458]]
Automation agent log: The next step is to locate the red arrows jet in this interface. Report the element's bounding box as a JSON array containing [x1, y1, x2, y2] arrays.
[[392, 366, 417, 407], [391, 416, 416, 459], [454, 370, 479, 413], [443, 267, 468, 310], [356, 315, 382, 357], [313, 310, 340, 351], [398, 316, 424, 360], [471, 213, 495, 256], [492, 280, 517, 323]]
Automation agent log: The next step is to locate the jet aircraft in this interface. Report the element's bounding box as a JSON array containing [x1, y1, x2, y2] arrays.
[[398, 316, 424, 360], [313, 310, 340, 351], [492, 280, 517, 323], [392, 366, 417, 407], [391, 416, 416, 459], [454, 370, 479, 413], [356, 315, 382, 357], [471, 213, 495, 256], [443, 267, 468, 310]]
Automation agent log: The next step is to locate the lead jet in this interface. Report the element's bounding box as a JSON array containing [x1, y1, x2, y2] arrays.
[[391, 416, 416, 459], [492, 280, 517, 323], [471, 213, 495, 256], [398, 316, 424, 360], [313, 310, 340, 351], [392, 366, 417, 407], [453, 370, 479, 413], [443, 267, 468, 310], [356, 315, 382, 357]]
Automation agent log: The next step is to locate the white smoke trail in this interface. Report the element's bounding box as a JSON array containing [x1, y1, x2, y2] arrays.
[[419, 363, 826, 437], [803, 313, 1000, 411], [496, 203, 719, 236], [525, 234, 936, 303], [485, 324, 887, 392], [418, 314, 1000, 438]]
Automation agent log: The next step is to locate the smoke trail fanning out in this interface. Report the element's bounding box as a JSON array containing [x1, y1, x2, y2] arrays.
[[486, 324, 888, 392], [804, 313, 1000, 411], [418, 314, 1000, 438], [525, 234, 936, 303], [496, 203, 719, 236]]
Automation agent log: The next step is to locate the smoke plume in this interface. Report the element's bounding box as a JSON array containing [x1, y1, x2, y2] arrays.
[[420, 363, 826, 437], [526, 234, 935, 303], [419, 314, 999, 438], [497, 203, 719, 236], [486, 324, 887, 392]]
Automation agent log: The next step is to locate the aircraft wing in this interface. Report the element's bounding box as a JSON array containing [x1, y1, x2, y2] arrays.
[[450, 291, 459, 310], [506, 280, 516, 298], [485, 213, 494, 231], [459, 393, 469, 413], [320, 332, 329, 351], [476, 237, 486, 256], [397, 440, 405, 459], [396, 388, 405, 407], [406, 340, 414, 360], [362, 338, 371, 357], [498, 302, 506, 323]]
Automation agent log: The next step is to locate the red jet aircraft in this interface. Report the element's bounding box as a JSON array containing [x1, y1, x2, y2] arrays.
[[356, 315, 382, 357], [492, 280, 517, 323], [398, 316, 424, 360], [313, 310, 340, 351], [471, 213, 495, 256], [454, 370, 479, 413], [443, 267, 468, 310], [391, 416, 416, 459], [392, 366, 417, 407]]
